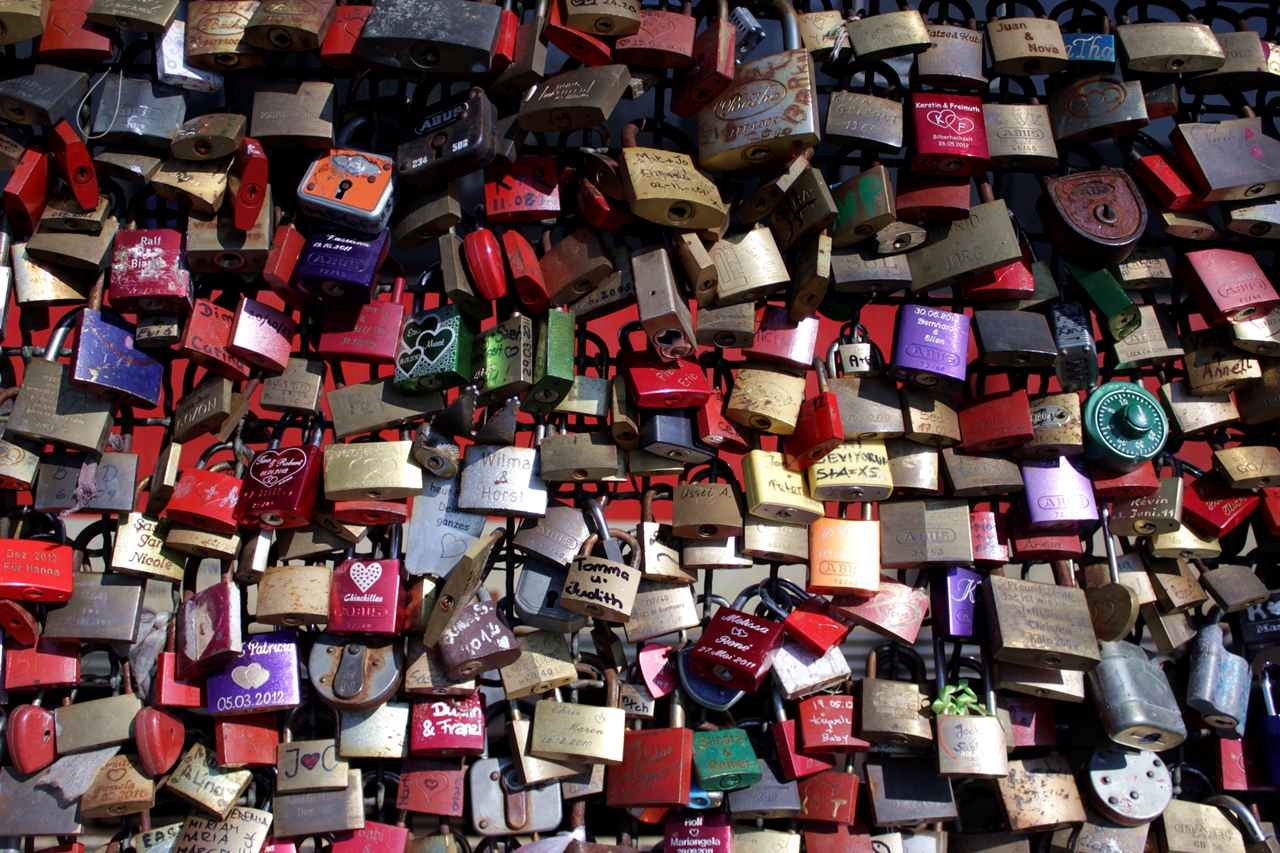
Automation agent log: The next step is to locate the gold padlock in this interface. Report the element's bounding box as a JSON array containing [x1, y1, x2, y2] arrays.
[[807, 439, 893, 502], [725, 364, 807, 435], [742, 448, 824, 524]]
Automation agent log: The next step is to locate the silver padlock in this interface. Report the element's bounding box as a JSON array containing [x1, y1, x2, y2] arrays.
[[338, 702, 411, 759], [405, 474, 486, 576], [513, 553, 589, 634], [468, 757, 563, 836], [458, 444, 548, 517], [1186, 612, 1251, 730]]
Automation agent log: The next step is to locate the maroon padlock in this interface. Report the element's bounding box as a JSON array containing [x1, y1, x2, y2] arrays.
[[743, 305, 820, 370], [796, 768, 859, 824], [228, 296, 297, 373], [910, 93, 988, 177], [319, 261, 408, 364], [135, 705, 185, 775], [327, 531, 405, 636], [1180, 468, 1259, 539], [959, 388, 1035, 453], [6, 696, 56, 774], [264, 222, 310, 311], [48, 119, 98, 211], [235, 416, 324, 530], [463, 226, 508, 301], [409, 693, 486, 757], [970, 502, 1011, 567], [688, 585, 785, 693]]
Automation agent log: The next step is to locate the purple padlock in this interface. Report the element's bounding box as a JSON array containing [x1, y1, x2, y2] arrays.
[[930, 566, 986, 641], [207, 628, 302, 716], [890, 305, 970, 393], [665, 811, 731, 853], [1020, 455, 1098, 532], [292, 227, 390, 302], [69, 309, 164, 409]]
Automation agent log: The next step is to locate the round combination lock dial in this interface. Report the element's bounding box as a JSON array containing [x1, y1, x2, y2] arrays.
[[1084, 381, 1168, 473]]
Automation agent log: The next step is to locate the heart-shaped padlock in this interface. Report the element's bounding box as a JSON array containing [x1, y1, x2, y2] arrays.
[[135, 706, 185, 776], [7, 702, 56, 774]]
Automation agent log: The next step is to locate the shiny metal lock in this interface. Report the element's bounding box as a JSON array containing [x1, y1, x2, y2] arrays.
[[1013, 391, 1083, 459], [1177, 248, 1279, 327], [808, 502, 879, 594], [308, 633, 402, 712], [1047, 74, 1148, 146], [359, 0, 500, 72], [1088, 640, 1186, 750], [708, 225, 789, 306], [825, 74, 905, 153], [828, 165, 896, 249], [540, 430, 619, 484], [846, 4, 930, 60], [458, 444, 547, 517], [1109, 304, 1182, 370], [243, 0, 334, 50], [878, 497, 972, 567], [995, 755, 1087, 832], [917, 13, 985, 89], [860, 644, 932, 747], [941, 446, 1023, 497], [983, 100, 1057, 169], [1187, 620, 1251, 730], [987, 10, 1067, 75], [165, 742, 254, 819], [518, 65, 630, 133], [91, 76, 185, 149], [907, 197, 1021, 293], [697, 0, 818, 171], [983, 573, 1099, 670], [184, 1, 264, 69], [1214, 446, 1280, 490], [1117, 19, 1225, 73], [725, 364, 806, 435], [808, 440, 892, 502], [469, 756, 563, 836], [1171, 116, 1280, 203], [743, 448, 824, 524], [932, 648, 1008, 778], [472, 313, 533, 403], [500, 631, 577, 699], [621, 124, 726, 233], [250, 81, 334, 148]]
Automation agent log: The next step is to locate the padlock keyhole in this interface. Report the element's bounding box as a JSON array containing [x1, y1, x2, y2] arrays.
[[334, 179, 353, 200]]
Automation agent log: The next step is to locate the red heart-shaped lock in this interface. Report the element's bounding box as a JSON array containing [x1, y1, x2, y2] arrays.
[[135, 706, 185, 776], [7, 704, 56, 774], [783, 609, 851, 657], [0, 600, 40, 645]]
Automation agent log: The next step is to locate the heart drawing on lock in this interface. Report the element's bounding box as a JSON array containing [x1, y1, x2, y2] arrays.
[[439, 533, 469, 561], [300, 753, 321, 770], [401, 316, 455, 373], [51, 9, 85, 36], [348, 561, 383, 593], [926, 108, 974, 135], [106, 762, 129, 783], [232, 662, 271, 690], [250, 447, 309, 487]]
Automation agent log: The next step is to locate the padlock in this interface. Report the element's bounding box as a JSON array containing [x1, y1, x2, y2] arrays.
[[357, 0, 501, 72], [165, 442, 245, 534], [931, 645, 1008, 778], [47, 120, 98, 211], [697, 0, 818, 171], [273, 765, 366, 836], [743, 448, 825, 524], [941, 446, 1024, 497], [1018, 454, 1096, 532], [670, 0, 734, 116], [400, 86, 497, 195], [42, 529, 144, 644], [1083, 381, 1168, 474], [889, 304, 970, 393], [689, 584, 785, 692], [983, 92, 1057, 171], [519, 66, 632, 135], [457, 443, 547, 518], [808, 502, 879, 595], [4, 146, 53, 236], [608, 687, 694, 807], [621, 122, 726, 233], [916, 4, 985, 87], [530, 668, 626, 765], [308, 631, 402, 713], [206, 627, 302, 716], [319, 2, 375, 65], [7, 692, 56, 774], [909, 91, 988, 177], [1109, 459, 1183, 537], [859, 643, 932, 747], [781, 359, 843, 471], [908, 185, 1021, 292], [178, 298, 250, 380], [408, 692, 485, 756], [983, 572, 1099, 670], [1108, 304, 1182, 370], [724, 364, 806, 436], [1187, 614, 1251, 730], [707, 225, 790, 306], [242, 0, 334, 50], [1087, 639, 1186, 750], [1171, 113, 1280, 202], [0, 64, 87, 126], [613, 0, 694, 67], [959, 383, 1034, 453], [1177, 248, 1279, 327], [561, 502, 642, 622], [541, 226, 612, 307], [1181, 323, 1261, 396], [1038, 167, 1147, 267]]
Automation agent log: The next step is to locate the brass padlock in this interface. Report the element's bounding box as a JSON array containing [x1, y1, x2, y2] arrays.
[[986, 8, 1067, 75], [620, 120, 726, 232], [725, 363, 807, 435], [709, 225, 790, 306], [1116, 17, 1225, 74], [742, 448, 824, 524], [540, 427, 620, 483]]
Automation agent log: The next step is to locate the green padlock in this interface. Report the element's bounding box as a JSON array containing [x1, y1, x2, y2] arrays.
[[1083, 381, 1168, 474], [473, 312, 534, 405], [394, 303, 477, 393], [1065, 262, 1141, 340], [691, 728, 762, 791], [521, 309, 576, 415]]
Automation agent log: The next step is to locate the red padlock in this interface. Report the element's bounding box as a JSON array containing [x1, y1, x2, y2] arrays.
[[5, 638, 79, 690], [164, 443, 245, 534], [1219, 738, 1280, 793], [621, 322, 711, 409], [7, 697, 56, 773], [669, 5, 734, 118], [1130, 151, 1212, 211], [608, 698, 694, 808], [319, 261, 407, 363], [328, 534, 405, 636], [490, 0, 517, 72], [3, 145, 52, 236], [33, 0, 115, 63], [782, 588, 850, 656], [895, 172, 971, 222], [155, 605, 206, 707], [398, 758, 468, 816], [0, 512, 74, 602], [485, 157, 561, 224], [229, 137, 269, 231], [319, 5, 376, 67], [1003, 694, 1055, 747], [783, 358, 842, 471], [1176, 248, 1280, 326], [109, 221, 193, 315], [1089, 460, 1160, 497], [0, 600, 40, 645], [333, 822, 412, 853], [503, 230, 550, 314], [179, 298, 251, 381], [743, 306, 820, 370], [1007, 513, 1083, 561], [135, 705, 185, 775], [613, 3, 696, 68], [215, 712, 281, 768], [578, 178, 632, 233], [236, 416, 324, 530], [970, 503, 1011, 567], [959, 388, 1034, 453], [264, 222, 311, 311], [772, 700, 836, 780], [1180, 469, 1259, 539], [688, 586, 785, 693], [463, 226, 508, 301], [409, 694, 486, 756], [228, 296, 297, 373], [48, 119, 99, 211], [796, 767, 859, 824], [544, 0, 612, 65], [1261, 487, 1280, 535], [962, 243, 1038, 301], [910, 93, 988, 177], [799, 694, 868, 754], [805, 819, 875, 853]]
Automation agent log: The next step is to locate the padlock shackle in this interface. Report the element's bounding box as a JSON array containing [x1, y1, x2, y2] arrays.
[[772, 0, 801, 49], [1047, 0, 1109, 28], [45, 307, 86, 360], [1203, 796, 1267, 843], [1100, 504, 1120, 584], [1262, 665, 1278, 716], [984, 0, 1049, 19], [918, 0, 977, 24]]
